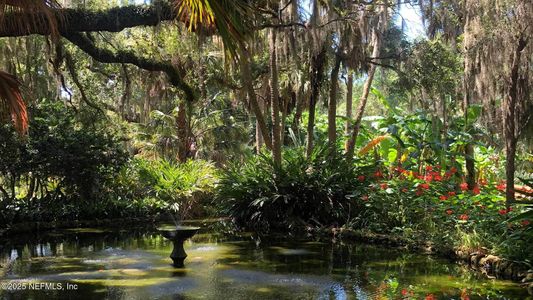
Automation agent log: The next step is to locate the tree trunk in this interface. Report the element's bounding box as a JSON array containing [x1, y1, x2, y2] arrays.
[[327, 54, 342, 150], [238, 45, 273, 150], [198, 33, 207, 102], [255, 95, 265, 152], [26, 175, 36, 201], [463, 70, 476, 189], [119, 64, 131, 118], [291, 77, 305, 136], [305, 47, 327, 157], [503, 36, 527, 208], [441, 94, 448, 169], [346, 6, 388, 159], [344, 72, 353, 152], [280, 93, 289, 146], [176, 100, 188, 162], [269, 27, 282, 167]]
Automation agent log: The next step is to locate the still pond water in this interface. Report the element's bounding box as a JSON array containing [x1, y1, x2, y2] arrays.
[[0, 221, 529, 299]]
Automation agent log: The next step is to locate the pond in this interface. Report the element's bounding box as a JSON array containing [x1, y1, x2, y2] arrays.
[[0, 221, 529, 300]]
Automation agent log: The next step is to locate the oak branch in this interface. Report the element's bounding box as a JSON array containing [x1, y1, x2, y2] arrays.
[[0, 2, 199, 102], [0, 2, 176, 37]]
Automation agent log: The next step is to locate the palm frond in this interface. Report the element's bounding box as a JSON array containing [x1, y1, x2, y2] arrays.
[[0, 0, 61, 37], [358, 135, 389, 156], [173, 0, 252, 55], [0, 70, 28, 134]]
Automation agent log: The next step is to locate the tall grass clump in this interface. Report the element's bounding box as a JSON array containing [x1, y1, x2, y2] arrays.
[[217, 145, 373, 231]]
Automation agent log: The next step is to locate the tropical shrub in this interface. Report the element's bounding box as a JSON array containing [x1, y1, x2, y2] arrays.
[[217, 145, 374, 231], [110, 158, 219, 220], [349, 161, 533, 261]]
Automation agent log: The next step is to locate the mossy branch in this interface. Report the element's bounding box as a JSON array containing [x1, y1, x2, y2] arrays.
[[63, 32, 196, 103], [0, 2, 176, 37]]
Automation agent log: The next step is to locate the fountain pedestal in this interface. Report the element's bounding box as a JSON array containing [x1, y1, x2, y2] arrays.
[[159, 226, 200, 267]]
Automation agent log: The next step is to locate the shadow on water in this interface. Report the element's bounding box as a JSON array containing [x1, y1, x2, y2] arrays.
[[0, 221, 530, 300]]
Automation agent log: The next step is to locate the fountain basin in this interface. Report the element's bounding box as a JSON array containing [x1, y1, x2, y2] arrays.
[[158, 226, 200, 267]]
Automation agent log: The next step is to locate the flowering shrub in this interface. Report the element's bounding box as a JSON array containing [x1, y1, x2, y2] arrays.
[[349, 163, 532, 260]]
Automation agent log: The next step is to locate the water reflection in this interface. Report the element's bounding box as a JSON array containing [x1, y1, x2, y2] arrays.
[[0, 223, 530, 300]]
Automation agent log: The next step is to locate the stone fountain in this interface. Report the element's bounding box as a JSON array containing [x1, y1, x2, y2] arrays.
[[159, 226, 200, 267]]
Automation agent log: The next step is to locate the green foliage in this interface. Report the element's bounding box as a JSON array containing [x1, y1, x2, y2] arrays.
[[346, 162, 533, 261], [137, 158, 218, 218], [29, 101, 128, 200], [396, 37, 461, 99], [106, 158, 219, 220], [217, 145, 373, 231], [0, 100, 128, 223]]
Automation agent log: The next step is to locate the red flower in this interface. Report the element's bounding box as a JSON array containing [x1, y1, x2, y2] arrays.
[[401, 288, 408, 296], [446, 209, 453, 215], [472, 185, 480, 195], [374, 170, 383, 178], [521, 220, 530, 226], [361, 195, 369, 201], [496, 183, 506, 191], [426, 165, 433, 171], [448, 191, 456, 197], [461, 288, 470, 300], [459, 214, 469, 221], [380, 183, 388, 190], [357, 175, 365, 182], [426, 294, 436, 300], [424, 175, 433, 182], [439, 195, 448, 201], [434, 174, 442, 181], [459, 182, 468, 191], [498, 209, 508, 215], [450, 167, 458, 173], [420, 183, 430, 190]]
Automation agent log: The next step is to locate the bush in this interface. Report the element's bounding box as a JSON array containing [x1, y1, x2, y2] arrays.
[[351, 163, 533, 261], [107, 158, 219, 220], [0, 101, 128, 224], [217, 145, 374, 231]]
